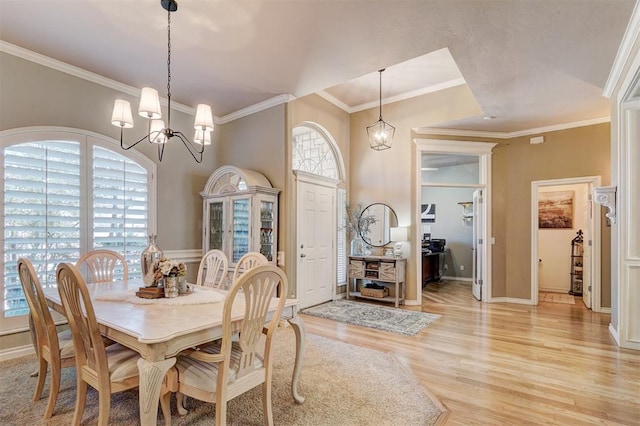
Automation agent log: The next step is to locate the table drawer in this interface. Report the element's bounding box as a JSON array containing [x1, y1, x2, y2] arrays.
[[379, 262, 396, 280], [348, 259, 364, 278]]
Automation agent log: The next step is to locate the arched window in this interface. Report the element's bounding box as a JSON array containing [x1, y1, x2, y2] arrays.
[[1, 128, 155, 331], [292, 124, 340, 179]]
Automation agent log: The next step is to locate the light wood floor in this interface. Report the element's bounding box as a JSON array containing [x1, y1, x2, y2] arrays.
[[300, 280, 639, 425]]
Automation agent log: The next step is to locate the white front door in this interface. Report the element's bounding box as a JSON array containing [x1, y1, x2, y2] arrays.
[[472, 189, 484, 301], [297, 179, 335, 308]]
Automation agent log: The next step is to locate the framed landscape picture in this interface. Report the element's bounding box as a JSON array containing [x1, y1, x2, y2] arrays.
[[538, 191, 573, 229]]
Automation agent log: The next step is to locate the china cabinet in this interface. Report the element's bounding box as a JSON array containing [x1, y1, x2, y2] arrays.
[[201, 165, 280, 271]]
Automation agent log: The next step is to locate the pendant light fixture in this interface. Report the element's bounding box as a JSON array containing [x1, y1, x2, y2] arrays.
[[366, 68, 395, 150], [110, 0, 213, 163]]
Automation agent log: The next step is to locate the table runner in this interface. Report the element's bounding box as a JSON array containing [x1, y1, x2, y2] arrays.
[[94, 284, 226, 305]]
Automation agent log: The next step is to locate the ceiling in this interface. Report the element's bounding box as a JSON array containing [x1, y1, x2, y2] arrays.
[[0, 0, 636, 135]]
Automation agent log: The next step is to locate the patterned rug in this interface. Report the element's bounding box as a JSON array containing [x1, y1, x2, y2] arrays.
[[301, 299, 440, 336]]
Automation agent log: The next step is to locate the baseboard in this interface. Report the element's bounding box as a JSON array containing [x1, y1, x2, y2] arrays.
[[609, 323, 620, 346], [488, 296, 534, 305], [442, 275, 472, 282], [0, 344, 34, 362]]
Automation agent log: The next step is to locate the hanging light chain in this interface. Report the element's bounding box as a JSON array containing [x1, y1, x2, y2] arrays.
[[378, 69, 383, 121], [166, 6, 172, 129]]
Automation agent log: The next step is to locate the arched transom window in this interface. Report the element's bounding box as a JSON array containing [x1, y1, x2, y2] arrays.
[[292, 125, 339, 179]]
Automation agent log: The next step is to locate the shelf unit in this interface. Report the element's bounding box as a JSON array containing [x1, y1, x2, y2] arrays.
[[569, 229, 583, 296], [347, 255, 406, 307]]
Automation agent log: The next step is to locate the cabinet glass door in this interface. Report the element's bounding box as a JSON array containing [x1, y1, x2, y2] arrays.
[[231, 197, 250, 263], [259, 200, 275, 261], [208, 201, 224, 251]]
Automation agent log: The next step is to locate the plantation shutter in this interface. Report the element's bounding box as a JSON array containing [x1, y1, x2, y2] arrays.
[[92, 146, 148, 278], [337, 188, 347, 285], [3, 141, 81, 317]]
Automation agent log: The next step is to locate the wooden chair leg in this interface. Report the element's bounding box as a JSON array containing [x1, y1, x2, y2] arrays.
[[160, 390, 172, 426], [262, 379, 274, 426], [33, 357, 47, 401], [215, 400, 227, 426], [73, 380, 87, 426], [44, 359, 62, 419], [97, 388, 111, 426], [176, 392, 188, 416]]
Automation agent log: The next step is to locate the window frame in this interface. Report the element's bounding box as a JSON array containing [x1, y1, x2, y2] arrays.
[[0, 126, 156, 334]]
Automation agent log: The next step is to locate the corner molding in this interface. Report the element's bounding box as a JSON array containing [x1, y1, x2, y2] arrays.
[[593, 186, 617, 224]]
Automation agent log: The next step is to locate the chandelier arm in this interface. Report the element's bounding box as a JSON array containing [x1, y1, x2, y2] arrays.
[[173, 131, 204, 163], [157, 140, 166, 162], [120, 122, 154, 151]]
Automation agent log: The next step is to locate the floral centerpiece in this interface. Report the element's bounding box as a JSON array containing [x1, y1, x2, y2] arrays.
[[153, 257, 187, 280], [152, 257, 187, 296]]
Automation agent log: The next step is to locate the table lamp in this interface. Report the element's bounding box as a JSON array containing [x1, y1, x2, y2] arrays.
[[390, 226, 408, 257]]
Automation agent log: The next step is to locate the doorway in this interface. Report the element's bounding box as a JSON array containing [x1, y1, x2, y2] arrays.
[[414, 139, 496, 304], [531, 177, 601, 309]]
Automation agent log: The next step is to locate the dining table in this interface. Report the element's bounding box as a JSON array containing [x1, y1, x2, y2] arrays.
[[43, 278, 306, 425]]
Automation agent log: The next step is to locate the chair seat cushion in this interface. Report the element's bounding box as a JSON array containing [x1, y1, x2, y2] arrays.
[[58, 329, 76, 359], [106, 343, 140, 382], [176, 341, 263, 393]]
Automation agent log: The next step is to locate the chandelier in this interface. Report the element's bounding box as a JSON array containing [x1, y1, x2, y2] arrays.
[[366, 69, 395, 150], [110, 0, 213, 163]]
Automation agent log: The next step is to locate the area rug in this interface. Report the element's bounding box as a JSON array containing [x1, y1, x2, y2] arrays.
[[0, 327, 446, 425], [301, 299, 440, 336]]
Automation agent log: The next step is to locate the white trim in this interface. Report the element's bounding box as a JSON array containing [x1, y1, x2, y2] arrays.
[[414, 139, 495, 304], [603, 1, 640, 98], [217, 94, 296, 124], [609, 323, 620, 346], [415, 117, 610, 139], [0, 40, 197, 116], [316, 78, 466, 114], [162, 249, 202, 264], [0, 344, 35, 362], [530, 177, 602, 311]]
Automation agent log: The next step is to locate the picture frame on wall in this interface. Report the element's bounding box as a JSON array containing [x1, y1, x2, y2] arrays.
[[421, 204, 436, 223], [538, 191, 574, 229]]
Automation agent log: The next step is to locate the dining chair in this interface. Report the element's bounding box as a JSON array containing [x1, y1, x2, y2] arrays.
[[56, 262, 170, 426], [18, 258, 76, 420], [196, 249, 229, 289], [166, 265, 289, 426], [75, 249, 129, 283], [231, 251, 269, 282]]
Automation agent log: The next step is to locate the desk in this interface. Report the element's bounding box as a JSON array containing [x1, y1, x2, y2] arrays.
[[44, 279, 305, 425], [422, 250, 447, 287]]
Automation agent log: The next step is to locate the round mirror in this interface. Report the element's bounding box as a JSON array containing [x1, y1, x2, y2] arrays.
[[358, 203, 398, 247]]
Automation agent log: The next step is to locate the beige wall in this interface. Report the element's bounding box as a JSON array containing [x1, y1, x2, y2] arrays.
[[491, 124, 611, 301], [349, 85, 482, 301]]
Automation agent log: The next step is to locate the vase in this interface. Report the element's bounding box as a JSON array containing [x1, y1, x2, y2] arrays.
[[141, 234, 163, 287], [350, 237, 364, 256], [164, 276, 179, 298], [178, 276, 188, 294]]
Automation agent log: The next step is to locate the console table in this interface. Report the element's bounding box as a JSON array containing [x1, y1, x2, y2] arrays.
[[347, 255, 406, 307]]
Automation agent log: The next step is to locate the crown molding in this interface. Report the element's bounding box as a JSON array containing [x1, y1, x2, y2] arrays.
[[603, 1, 640, 98], [318, 78, 466, 114], [415, 116, 610, 139], [0, 40, 199, 117], [217, 94, 296, 124]]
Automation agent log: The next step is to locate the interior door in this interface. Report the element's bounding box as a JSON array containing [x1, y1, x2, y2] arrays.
[[582, 185, 592, 308], [472, 189, 483, 301], [297, 180, 335, 308]]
